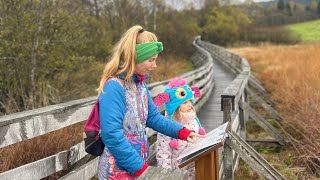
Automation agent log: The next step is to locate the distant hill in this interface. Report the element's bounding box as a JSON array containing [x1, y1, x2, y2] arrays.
[[255, 0, 310, 7], [290, 0, 309, 5], [287, 20, 320, 41]]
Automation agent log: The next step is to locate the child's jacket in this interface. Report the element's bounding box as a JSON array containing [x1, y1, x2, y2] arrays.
[[156, 117, 201, 179], [97, 74, 184, 179]]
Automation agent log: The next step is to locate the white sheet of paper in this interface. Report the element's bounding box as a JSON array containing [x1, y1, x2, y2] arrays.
[[177, 122, 229, 161]]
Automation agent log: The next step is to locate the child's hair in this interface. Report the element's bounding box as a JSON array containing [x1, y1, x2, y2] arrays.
[[154, 77, 201, 120], [97, 25, 158, 93]]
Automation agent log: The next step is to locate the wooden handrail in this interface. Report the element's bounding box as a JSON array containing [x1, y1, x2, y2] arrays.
[[0, 37, 286, 180], [0, 37, 214, 180]]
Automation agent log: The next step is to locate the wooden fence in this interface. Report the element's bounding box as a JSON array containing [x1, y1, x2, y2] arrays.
[[197, 39, 286, 180], [0, 37, 286, 179], [0, 37, 214, 179]]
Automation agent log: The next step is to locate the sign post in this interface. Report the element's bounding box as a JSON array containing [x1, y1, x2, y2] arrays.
[[178, 122, 229, 180]]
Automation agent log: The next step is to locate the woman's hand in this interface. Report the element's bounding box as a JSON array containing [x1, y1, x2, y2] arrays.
[[186, 132, 205, 143]]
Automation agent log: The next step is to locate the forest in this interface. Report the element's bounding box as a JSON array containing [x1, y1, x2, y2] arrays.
[[2, 0, 319, 115]]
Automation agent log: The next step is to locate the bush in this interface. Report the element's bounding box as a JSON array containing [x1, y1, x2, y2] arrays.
[[239, 26, 301, 44]]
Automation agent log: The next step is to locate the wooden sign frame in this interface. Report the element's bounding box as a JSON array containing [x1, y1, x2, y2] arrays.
[[178, 122, 229, 180]]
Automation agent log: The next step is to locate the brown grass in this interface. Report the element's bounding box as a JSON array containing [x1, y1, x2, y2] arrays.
[[229, 42, 320, 178], [0, 56, 193, 176], [148, 56, 194, 83], [0, 122, 84, 174]]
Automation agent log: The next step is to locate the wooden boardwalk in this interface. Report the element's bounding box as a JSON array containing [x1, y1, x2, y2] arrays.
[[197, 59, 236, 131], [0, 39, 287, 179]]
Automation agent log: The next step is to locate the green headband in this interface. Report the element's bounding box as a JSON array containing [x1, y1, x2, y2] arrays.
[[136, 41, 163, 63]]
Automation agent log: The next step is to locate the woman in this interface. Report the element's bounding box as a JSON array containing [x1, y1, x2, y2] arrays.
[[97, 25, 203, 179]]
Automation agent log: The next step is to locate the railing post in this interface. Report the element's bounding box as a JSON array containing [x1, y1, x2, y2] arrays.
[[239, 88, 249, 139], [222, 98, 234, 180]]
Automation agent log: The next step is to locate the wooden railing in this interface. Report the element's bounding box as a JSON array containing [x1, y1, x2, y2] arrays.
[[197, 39, 286, 180], [0, 37, 214, 179], [0, 37, 287, 180]]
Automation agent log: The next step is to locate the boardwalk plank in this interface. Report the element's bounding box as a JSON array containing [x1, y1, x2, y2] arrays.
[[198, 59, 235, 131]]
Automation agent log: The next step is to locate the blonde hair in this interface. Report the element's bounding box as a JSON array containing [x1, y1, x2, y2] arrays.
[[97, 25, 158, 93]]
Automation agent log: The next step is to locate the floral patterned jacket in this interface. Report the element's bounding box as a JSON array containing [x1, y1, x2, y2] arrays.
[[156, 117, 201, 180], [97, 74, 185, 179]]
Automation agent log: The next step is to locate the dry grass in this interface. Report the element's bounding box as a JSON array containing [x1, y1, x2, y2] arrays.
[[0, 56, 193, 176], [229, 42, 320, 178], [0, 122, 84, 174], [148, 56, 193, 83]]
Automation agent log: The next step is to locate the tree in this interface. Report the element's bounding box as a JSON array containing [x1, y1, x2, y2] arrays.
[[156, 9, 201, 56], [0, 0, 113, 114], [286, 1, 293, 16], [318, 0, 320, 16], [277, 0, 285, 10], [199, 4, 251, 45]]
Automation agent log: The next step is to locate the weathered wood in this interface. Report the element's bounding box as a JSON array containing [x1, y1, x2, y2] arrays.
[[222, 142, 234, 180], [0, 150, 68, 179], [0, 141, 87, 179], [246, 139, 281, 147], [239, 92, 248, 139], [1, 37, 287, 180], [0, 59, 213, 149], [0, 96, 96, 148], [221, 71, 250, 111], [193, 64, 214, 88], [59, 157, 99, 180], [195, 150, 219, 180], [147, 141, 157, 166], [178, 142, 224, 169], [195, 80, 214, 112], [60, 37, 215, 180], [222, 98, 232, 124], [199, 41, 250, 75], [245, 87, 283, 121], [222, 98, 234, 180], [231, 113, 240, 134], [241, 102, 287, 146], [197, 37, 286, 180], [137, 166, 189, 180], [248, 75, 268, 95], [226, 131, 286, 180], [0, 38, 214, 149]]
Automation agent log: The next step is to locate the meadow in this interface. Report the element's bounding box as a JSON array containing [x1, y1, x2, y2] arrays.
[[287, 20, 320, 42], [230, 42, 320, 179]]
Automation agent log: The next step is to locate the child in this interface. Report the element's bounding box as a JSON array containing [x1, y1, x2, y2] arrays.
[[154, 77, 206, 179]]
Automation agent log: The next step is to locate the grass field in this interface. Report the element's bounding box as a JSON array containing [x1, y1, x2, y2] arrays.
[[230, 42, 320, 179], [287, 20, 320, 42]]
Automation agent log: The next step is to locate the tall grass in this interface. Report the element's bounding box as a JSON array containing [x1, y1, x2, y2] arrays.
[[230, 42, 320, 177], [0, 122, 84, 174], [149, 56, 194, 83]]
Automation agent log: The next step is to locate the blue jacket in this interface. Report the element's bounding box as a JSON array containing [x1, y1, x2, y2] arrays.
[[98, 74, 184, 175]]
